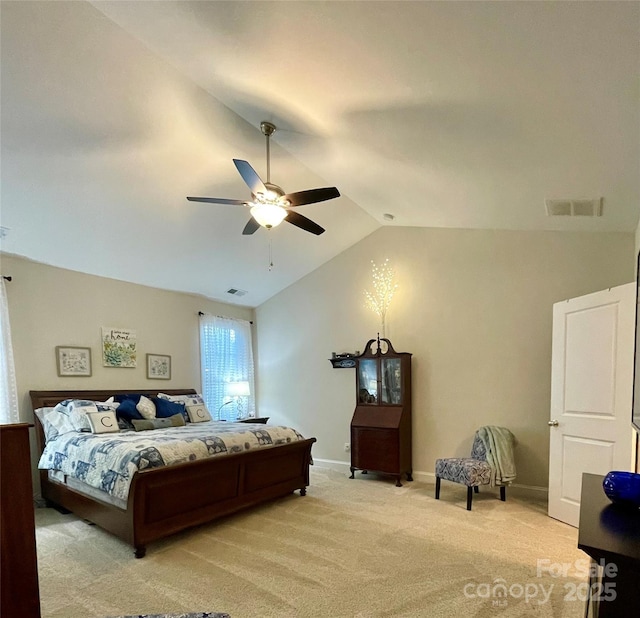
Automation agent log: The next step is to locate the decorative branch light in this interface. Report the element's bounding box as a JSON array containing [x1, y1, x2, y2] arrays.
[[364, 258, 398, 338]]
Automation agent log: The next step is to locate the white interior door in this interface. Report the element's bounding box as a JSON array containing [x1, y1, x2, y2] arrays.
[[548, 283, 635, 527]]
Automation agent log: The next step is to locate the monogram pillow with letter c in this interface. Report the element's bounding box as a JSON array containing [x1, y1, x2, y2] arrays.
[[87, 410, 120, 434], [186, 404, 212, 423]]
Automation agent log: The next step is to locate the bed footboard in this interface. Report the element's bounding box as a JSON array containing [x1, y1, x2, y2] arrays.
[[130, 437, 316, 557]]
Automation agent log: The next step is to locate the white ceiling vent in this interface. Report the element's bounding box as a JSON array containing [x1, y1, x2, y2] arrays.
[[545, 198, 603, 217], [226, 288, 247, 297]]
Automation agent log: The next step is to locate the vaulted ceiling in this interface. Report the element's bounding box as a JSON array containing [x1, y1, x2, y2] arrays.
[[1, 1, 638, 306]]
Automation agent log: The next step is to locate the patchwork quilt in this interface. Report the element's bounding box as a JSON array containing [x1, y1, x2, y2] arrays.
[[38, 422, 306, 501]]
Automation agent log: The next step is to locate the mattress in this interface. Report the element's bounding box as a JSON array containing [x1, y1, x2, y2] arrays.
[[39, 421, 307, 502]]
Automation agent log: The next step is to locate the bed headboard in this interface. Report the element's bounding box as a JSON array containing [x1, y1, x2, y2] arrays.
[[29, 388, 198, 454], [29, 389, 197, 411]]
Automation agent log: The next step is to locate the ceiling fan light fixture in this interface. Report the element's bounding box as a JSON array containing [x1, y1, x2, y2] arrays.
[[187, 120, 339, 236], [250, 202, 287, 228]]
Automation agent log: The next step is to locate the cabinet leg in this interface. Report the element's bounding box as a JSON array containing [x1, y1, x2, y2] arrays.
[[362, 470, 368, 474], [349, 467, 355, 479], [300, 487, 307, 496], [406, 472, 413, 482], [134, 546, 146, 559], [395, 476, 403, 487]]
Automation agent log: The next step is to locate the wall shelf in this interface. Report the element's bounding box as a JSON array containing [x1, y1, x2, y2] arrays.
[[329, 357, 357, 368]]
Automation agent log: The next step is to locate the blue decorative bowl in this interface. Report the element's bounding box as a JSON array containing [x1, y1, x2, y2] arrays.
[[602, 471, 640, 507]]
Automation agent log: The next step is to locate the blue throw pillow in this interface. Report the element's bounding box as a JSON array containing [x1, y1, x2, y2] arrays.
[[152, 397, 186, 419], [114, 393, 143, 404], [115, 398, 144, 421]]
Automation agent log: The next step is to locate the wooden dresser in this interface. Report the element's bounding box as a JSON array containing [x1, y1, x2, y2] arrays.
[[1, 423, 41, 618], [578, 473, 640, 617]]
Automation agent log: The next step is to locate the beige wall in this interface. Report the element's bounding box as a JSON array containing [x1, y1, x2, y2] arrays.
[[255, 227, 634, 488], [3, 227, 635, 492], [1, 254, 254, 421]]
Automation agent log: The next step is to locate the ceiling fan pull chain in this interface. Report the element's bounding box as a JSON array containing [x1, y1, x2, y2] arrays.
[[268, 236, 274, 271]]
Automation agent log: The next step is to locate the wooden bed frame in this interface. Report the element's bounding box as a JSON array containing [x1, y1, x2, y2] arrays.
[[30, 389, 316, 558]]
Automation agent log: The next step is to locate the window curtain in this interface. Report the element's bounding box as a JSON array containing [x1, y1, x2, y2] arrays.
[[0, 279, 19, 424], [199, 314, 255, 421]]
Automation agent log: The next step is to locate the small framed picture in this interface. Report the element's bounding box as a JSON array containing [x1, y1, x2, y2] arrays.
[[146, 353, 171, 380], [56, 346, 92, 377]]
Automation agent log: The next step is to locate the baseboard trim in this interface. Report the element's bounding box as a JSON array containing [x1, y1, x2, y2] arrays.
[[313, 458, 351, 474], [312, 459, 548, 495]]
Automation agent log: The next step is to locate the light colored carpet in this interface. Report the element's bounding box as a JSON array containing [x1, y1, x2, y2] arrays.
[[35, 467, 587, 617]]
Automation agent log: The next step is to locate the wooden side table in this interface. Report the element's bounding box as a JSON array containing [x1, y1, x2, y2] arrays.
[[238, 417, 269, 424]]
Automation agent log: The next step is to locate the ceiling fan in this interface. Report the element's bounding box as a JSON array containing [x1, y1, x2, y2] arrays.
[[187, 121, 340, 235]]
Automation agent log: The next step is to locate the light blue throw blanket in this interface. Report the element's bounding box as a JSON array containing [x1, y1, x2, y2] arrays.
[[477, 426, 516, 486]]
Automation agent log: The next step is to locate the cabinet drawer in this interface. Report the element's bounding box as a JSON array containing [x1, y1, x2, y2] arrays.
[[352, 428, 399, 473]]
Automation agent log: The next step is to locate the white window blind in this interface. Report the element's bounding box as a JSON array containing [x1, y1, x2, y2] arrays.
[[199, 314, 255, 421], [0, 279, 19, 424]]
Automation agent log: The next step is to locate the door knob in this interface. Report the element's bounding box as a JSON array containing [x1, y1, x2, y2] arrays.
[[548, 420, 559, 427]]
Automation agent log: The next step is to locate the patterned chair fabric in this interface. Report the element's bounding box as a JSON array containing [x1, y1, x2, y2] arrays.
[[435, 429, 507, 510], [434, 455, 492, 487]]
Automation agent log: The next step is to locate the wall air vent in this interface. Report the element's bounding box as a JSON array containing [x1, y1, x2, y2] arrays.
[[545, 198, 603, 217], [226, 288, 247, 297]]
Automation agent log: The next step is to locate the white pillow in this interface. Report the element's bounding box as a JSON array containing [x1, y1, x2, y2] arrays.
[[186, 404, 212, 423], [136, 395, 156, 420], [158, 392, 205, 406], [66, 400, 98, 432], [87, 410, 119, 434], [34, 407, 74, 441]]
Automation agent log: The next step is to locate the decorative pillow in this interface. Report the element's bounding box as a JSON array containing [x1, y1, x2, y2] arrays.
[[34, 407, 75, 442], [131, 414, 186, 431], [94, 398, 129, 429], [66, 399, 101, 431], [186, 403, 212, 423], [95, 397, 120, 412], [152, 397, 187, 419], [35, 399, 126, 439], [136, 395, 156, 420], [158, 392, 205, 406], [87, 410, 120, 434], [115, 398, 144, 422], [114, 393, 143, 404]]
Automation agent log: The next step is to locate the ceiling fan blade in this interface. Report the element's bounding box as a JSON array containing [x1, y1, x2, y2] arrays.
[[233, 159, 267, 196], [285, 210, 325, 235], [187, 196, 247, 206], [284, 187, 340, 207], [242, 217, 261, 235]]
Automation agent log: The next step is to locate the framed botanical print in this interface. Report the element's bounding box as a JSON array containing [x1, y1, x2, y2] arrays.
[[102, 327, 137, 368], [147, 354, 171, 380], [56, 346, 92, 377]]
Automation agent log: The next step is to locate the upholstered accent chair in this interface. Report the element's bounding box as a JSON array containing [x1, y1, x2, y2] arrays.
[[435, 428, 509, 511]]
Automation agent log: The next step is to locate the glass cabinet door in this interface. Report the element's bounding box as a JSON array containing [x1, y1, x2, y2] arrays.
[[381, 358, 402, 404], [358, 359, 378, 403]]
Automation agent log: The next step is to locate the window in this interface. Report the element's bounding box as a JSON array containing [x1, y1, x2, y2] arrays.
[[0, 278, 19, 424], [199, 314, 255, 421]]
